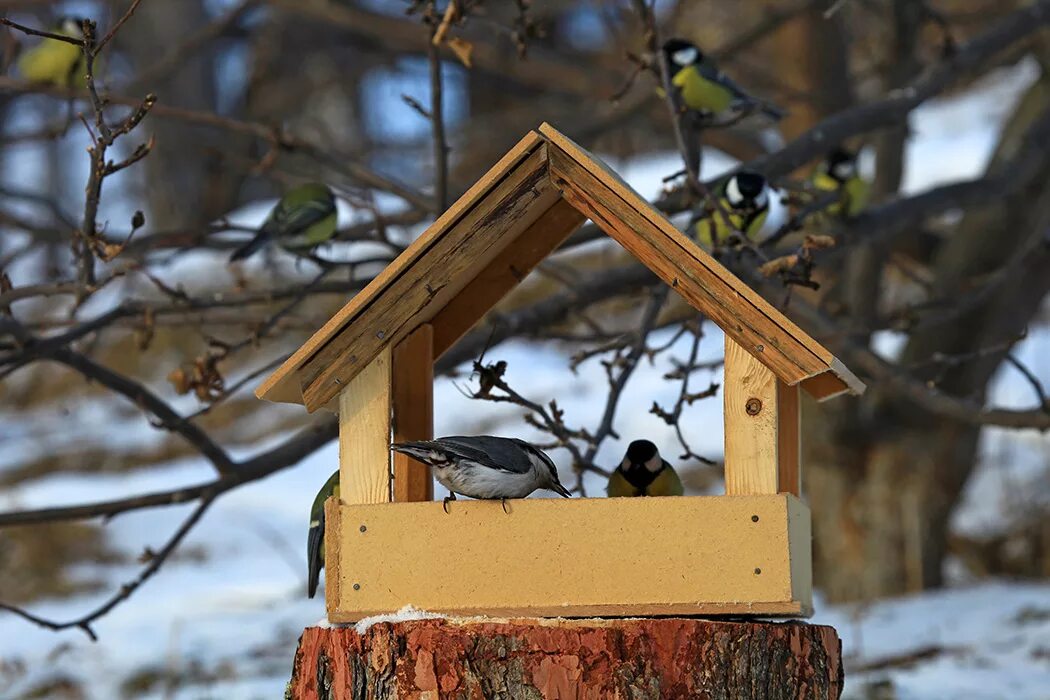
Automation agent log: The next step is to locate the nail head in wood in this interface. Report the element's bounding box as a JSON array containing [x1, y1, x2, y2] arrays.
[[359, 525, 367, 533], [751, 515, 759, 522], [353, 583, 361, 591], [745, 398, 762, 415]]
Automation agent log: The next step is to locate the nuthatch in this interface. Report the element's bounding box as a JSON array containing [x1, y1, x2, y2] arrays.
[[391, 435, 571, 511], [606, 440, 684, 497]]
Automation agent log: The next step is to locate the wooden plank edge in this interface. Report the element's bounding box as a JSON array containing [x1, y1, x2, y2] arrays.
[[548, 151, 814, 384], [798, 361, 864, 401], [538, 123, 835, 368], [430, 197, 587, 357], [327, 600, 807, 623], [324, 495, 343, 618], [256, 130, 546, 404], [393, 324, 435, 502], [299, 146, 551, 411], [786, 494, 813, 617]]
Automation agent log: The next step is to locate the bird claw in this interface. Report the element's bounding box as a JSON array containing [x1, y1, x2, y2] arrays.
[[501, 498, 510, 514], [442, 494, 456, 514]]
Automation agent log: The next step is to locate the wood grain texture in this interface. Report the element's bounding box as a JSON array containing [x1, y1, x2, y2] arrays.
[[801, 357, 867, 400], [256, 131, 545, 405], [258, 123, 863, 408], [724, 336, 781, 496], [540, 123, 865, 401], [777, 381, 801, 498], [787, 493, 814, 611], [323, 496, 342, 616], [392, 324, 434, 503], [338, 348, 392, 505], [540, 123, 832, 360], [550, 150, 819, 386], [289, 617, 842, 699], [328, 494, 810, 621], [431, 197, 586, 356], [301, 146, 555, 411]]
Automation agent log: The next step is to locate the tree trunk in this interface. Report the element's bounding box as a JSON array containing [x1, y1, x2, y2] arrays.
[[807, 64, 1050, 601], [286, 617, 842, 699]]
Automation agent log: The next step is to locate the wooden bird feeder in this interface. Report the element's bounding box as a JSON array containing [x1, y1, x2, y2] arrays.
[[257, 123, 865, 622]]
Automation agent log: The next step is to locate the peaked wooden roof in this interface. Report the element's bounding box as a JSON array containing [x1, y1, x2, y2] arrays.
[[258, 123, 864, 412]]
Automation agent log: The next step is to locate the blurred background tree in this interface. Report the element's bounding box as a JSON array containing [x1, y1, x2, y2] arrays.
[[1, 0, 1049, 695]]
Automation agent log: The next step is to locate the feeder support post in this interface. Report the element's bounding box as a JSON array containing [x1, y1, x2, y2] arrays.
[[724, 336, 801, 497], [338, 347, 394, 505], [392, 323, 434, 502]]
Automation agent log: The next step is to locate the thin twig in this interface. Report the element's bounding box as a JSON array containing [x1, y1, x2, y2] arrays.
[[427, 1, 450, 211], [0, 497, 213, 641]]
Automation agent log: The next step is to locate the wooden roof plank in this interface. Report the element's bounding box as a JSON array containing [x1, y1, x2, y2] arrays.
[[431, 197, 587, 357], [256, 130, 545, 404], [549, 148, 818, 386], [538, 123, 836, 366], [299, 146, 555, 411]]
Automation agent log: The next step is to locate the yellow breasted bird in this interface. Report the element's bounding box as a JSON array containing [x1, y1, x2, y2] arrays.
[[16, 17, 88, 88], [307, 470, 339, 599], [229, 182, 338, 262], [661, 38, 784, 121], [606, 440, 684, 497], [693, 170, 770, 248], [811, 148, 869, 218]]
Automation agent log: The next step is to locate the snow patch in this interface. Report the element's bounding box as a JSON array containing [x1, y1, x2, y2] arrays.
[[352, 605, 447, 634]]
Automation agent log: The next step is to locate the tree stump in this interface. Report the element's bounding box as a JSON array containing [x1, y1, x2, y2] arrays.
[[287, 617, 842, 699]]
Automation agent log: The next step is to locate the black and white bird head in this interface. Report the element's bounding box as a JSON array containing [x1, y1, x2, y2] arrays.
[[825, 148, 858, 183], [622, 439, 664, 473], [724, 170, 769, 212], [57, 16, 87, 38], [662, 38, 704, 69], [530, 444, 572, 497]]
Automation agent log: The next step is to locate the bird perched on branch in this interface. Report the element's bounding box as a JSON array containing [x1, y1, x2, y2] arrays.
[[229, 182, 338, 262], [811, 148, 869, 218], [306, 469, 339, 599], [661, 39, 784, 122], [693, 170, 771, 247], [17, 17, 88, 88], [606, 440, 684, 497], [391, 436, 571, 512]]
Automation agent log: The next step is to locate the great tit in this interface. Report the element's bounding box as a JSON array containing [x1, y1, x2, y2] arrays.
[[229, 182, 338, 262], [16, 17, 88, 88], [661, 39, 784, 121], [811, 148, 869, 218], [693, 170, 771, 247], [307, 469, 340, 599], [606, 440, 684, 497], [391, 435, 571, 512]]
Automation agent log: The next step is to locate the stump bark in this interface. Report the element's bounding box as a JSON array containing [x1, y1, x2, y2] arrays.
[[287, 617, 842, 699]]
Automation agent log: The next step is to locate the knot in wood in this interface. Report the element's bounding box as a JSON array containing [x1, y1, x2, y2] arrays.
[[745, 398, 762, 416]]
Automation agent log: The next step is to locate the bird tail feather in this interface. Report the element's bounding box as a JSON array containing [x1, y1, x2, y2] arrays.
[[228, 232, 268, 262], [306, 516, 324, 599]]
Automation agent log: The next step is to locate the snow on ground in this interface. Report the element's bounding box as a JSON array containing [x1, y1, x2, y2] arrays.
[[2, 61, 1050, 699], [814, 583, 1050, 700]]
